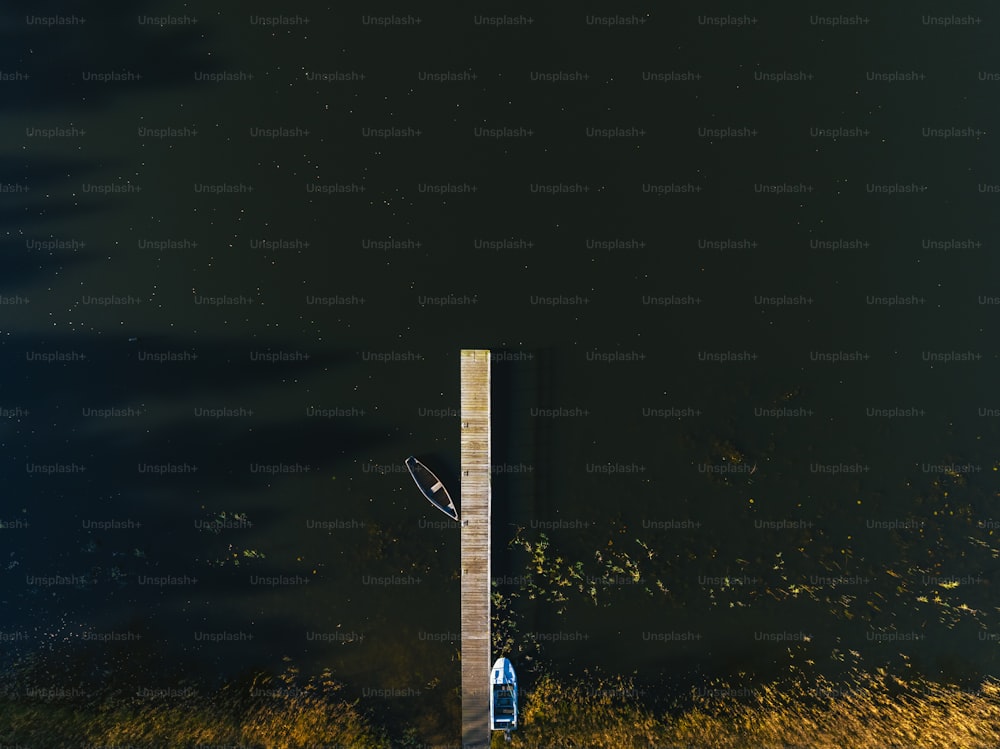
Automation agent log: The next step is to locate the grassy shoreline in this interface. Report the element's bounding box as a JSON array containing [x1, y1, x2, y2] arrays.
[[9, 516, 1000, 748], [5, 659, 1000, 748]]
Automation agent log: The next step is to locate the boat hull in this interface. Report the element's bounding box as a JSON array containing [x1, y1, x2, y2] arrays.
[[489, 657, 517, 731], [405, 456, 459, 521]]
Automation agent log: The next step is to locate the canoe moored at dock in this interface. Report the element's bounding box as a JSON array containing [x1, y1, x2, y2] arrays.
[[405, 456, 459, 521]]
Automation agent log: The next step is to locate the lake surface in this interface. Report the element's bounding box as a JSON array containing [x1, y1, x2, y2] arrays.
[[2, 3, 998, 745]]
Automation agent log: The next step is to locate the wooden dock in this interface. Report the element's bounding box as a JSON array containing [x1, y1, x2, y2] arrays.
[[460, 349, 491, 749]]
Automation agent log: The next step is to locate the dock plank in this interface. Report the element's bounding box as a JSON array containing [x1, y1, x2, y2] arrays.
[[460, 349, 491, 749]]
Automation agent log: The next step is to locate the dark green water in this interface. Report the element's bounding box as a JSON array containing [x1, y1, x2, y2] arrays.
[[3, 1, 1000, 745]]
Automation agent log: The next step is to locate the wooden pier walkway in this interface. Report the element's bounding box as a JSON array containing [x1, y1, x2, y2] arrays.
[[460, 349, 491, 749]]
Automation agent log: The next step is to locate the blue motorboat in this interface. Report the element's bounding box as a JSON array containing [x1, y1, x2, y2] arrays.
[[490, 657, 517, 732]]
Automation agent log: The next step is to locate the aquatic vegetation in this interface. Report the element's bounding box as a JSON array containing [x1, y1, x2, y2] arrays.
[[711, 438, 746, 464], [507, 530, 581, 612], [665, 665, 1000, 749], [512, 672, 658, 749], [496, 490, 1000, 741], [492, 589, 518, 656], [508, 529, 649, 612], [509, 497, 1000, 646], [13, 436, 1000, 747], [359, 522, 405, 563], [695, 437, 755, 488], [501, 666, 1000, 749], [195, 510, 252, 535], [492, 588, 541, 671], [203, 543, 268, 568], [0, 658, 390, 748], [192, 511, 267, 567], [8, 621, 1000, 747]]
